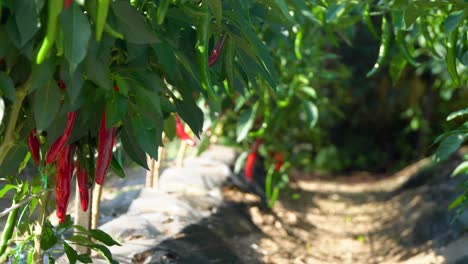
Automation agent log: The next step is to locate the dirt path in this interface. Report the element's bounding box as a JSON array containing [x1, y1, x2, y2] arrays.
[[223, 157, 468, 264]]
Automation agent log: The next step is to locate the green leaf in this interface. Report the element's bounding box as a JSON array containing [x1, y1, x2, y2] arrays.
[[77, 254, 92, 263], [13, 0, 39, 47], [404, 4, 424, 27], [389, 54, 407, 85], [61, 64, 85, 106], [134, 85, 162, 119], [30, 58, 55, 94], [434, 133, 466, 162], [41, 222, 58, 251], [308, 0, 327, 8], [110, 155, 126, 179], [163, 115, 176, 140], [18, 152, 31, 174], [88, 229, 121, 246], [175, 100, 204, 137], [74, 225, 121, 246], [160, 96, 176, 113], [85, 40, 112, 90], [88, 243, 118, 264], [196, 133, 211, 156], [273, 0, 294, 23], [444, 10, 465, 34], [49, 256, 56, 264], [121, 122, 149, 170], [0, 144, 28, 178], [114, 75, 129, 96], [67, 235, 93, 246], [452, 161, 468, 177], [300, 86, 317, 99], [303, 101, 319, 128], [391, 10, 406, 30], [325, 4, 345, 23], [64, 242, 78, 264], [0, 72, 16, 102], [129, 113, 159, 160], [206, 0, 222, 26], [33, 81, 61, 131], [58, 215, 74, 230], [447, 108, 468, 121], [111, 1, 159, 44], [152, 42, 178, 81], [448, 194, 465, 210], [236, 107, 256, 142], [60, 4, 92, 74], [234, 151, 249, 174], [0, 184, 17, 199], [0, 28, 10, 58], [106, 92, 128, 128]]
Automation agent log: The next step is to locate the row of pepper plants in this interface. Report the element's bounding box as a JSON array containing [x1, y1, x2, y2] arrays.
[[0, 0, 467, 263], [218, 0, 468, 205]]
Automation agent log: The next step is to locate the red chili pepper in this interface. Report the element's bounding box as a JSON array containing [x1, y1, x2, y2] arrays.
[[208, 34, 227, 67], [46, 112, 77, 164], [56, 144, 73, 223], [76, 158, 89, 212], [245, 152, 257, 182], [95, 112, 115, 185], [274, 153, 283, 172], [28, 129, 40, 166], [245, 139, 263, 182], [113, 84, 119, 92], [175, 114, 196, 147], [64, 0, 73, 9], [58, 80, 66, 90]]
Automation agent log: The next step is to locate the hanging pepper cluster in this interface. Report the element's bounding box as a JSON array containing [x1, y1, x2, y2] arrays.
[[26, 83, 118, 223]]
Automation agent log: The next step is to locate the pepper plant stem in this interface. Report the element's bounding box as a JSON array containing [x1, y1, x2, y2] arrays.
[[0, 77, 32, 165], [33, 191, 50, 264]]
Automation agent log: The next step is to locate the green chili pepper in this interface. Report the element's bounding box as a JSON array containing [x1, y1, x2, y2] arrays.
[[395, 29, 419, 67], [0, 193, 19, 256], [36, 0, 64, 64], [265, 167, 274, 201], [196, 6, 216, 100], [367, 16, 390, 77], [447, 28, 460, 86], [157, 0, 170, 25], [420, 19, 442, 59], [364, 3, 379, 40], [104, 23, 124, 39], [96, 0, 110, 41], [294, 28, 303, 60], [83, 140, 95, 185], [224, 36, 235, 96]]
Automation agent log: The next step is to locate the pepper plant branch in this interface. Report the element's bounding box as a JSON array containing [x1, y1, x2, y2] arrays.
[[0, 76, 32, 165], [0, 189, 51, 219], [33, 191, 50, 264]]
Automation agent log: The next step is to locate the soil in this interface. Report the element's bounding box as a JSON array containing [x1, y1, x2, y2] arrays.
[[220, 156, 468, 264]]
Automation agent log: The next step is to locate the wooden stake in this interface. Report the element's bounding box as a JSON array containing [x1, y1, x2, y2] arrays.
[[91, 183, 102, 230], [145, 154, 155, 188], [73, 181, 92, 254]]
